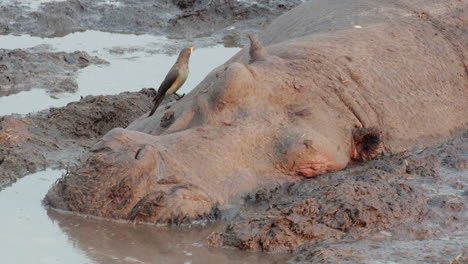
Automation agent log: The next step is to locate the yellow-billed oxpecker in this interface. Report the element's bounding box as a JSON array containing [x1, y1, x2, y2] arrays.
[[148, 47, 194, 117]]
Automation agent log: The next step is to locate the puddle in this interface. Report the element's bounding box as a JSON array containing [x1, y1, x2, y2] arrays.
[[0, 170, 288, 264], [0, 170, 91, 264], [0, 89, 62, 116], [0, 31, 241, 116]]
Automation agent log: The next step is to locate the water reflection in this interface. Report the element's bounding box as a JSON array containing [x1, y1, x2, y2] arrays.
[[48, 210, 288, 264], [0, 170, 92, 264]]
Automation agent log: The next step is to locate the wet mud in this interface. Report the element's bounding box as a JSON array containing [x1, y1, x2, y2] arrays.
[[0, 88, 162, 189], [0, 46, 107, 97], [208, 134, 468, 263], [0, 0, 304, 46]]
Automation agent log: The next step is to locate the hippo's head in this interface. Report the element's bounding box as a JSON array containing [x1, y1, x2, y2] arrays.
[[45, 35, 381, 224]]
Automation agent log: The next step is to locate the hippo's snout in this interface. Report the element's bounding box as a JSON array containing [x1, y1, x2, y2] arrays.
[[45, 127, 223, 224]]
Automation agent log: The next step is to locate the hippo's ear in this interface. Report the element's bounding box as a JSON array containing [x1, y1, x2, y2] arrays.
[[248, 34, 269, 63], [351, 127, 382, 161]]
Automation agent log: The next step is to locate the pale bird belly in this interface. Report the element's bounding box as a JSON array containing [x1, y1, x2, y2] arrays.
[[166, 69, 188, 95]]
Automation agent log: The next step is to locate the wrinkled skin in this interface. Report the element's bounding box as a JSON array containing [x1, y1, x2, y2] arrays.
[[45, 0, 468, 224]]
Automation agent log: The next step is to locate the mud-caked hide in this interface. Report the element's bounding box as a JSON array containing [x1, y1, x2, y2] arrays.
[[46, 0, 468, 224]]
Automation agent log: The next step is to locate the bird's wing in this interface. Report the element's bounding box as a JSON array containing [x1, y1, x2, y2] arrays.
[[154, 66, 179, 102]]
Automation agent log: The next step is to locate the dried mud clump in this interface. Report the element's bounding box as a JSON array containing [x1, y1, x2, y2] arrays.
[[168, 0, 305, 39], [48, 90, 156, 139], [172, 0, 198, 9], [0, 89, 157, 189], [210, 169, 428, 252], [450, 254, 468, 264], [0, 0, 302, 46], [405, 153, 441, 179], [290, 246, 367, 264]]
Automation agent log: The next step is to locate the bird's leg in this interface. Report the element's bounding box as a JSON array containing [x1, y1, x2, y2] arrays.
[[175, 93, 185, 100]]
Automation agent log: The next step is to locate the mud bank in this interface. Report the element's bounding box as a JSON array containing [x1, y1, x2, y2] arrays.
[[0, 46, 107, 97], [208, 134, 468, 263], [0, 88, 161, 189], [0, 0, 304, 46]]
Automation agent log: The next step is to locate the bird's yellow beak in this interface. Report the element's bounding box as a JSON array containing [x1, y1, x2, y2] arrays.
[[189, 47, 195, 53]]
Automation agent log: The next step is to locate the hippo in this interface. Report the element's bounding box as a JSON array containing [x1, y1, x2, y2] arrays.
[[45, 0, 468, 224]]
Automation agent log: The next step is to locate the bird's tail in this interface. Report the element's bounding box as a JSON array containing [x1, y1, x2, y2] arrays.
[[148, 93, 165, 117]]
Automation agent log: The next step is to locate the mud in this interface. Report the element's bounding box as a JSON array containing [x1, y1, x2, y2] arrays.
[[208, 134, 468, 263], [0, 88, 164, 189], [0, 0, 304, 46], [0, 45, 107, 97]]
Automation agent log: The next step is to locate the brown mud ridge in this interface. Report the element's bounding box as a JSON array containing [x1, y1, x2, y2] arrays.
[[0, 46, 107, 97], [208, 134, 468, 263], [0, 88, 160, 189], [0, 0, 304, 47]]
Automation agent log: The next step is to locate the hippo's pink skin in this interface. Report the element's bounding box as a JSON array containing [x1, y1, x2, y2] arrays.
[[46, 0, 468, 224]]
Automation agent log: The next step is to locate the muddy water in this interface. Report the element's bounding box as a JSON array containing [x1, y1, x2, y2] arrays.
[[0, 170, 288, 264], [0, 31, 240, 115]]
